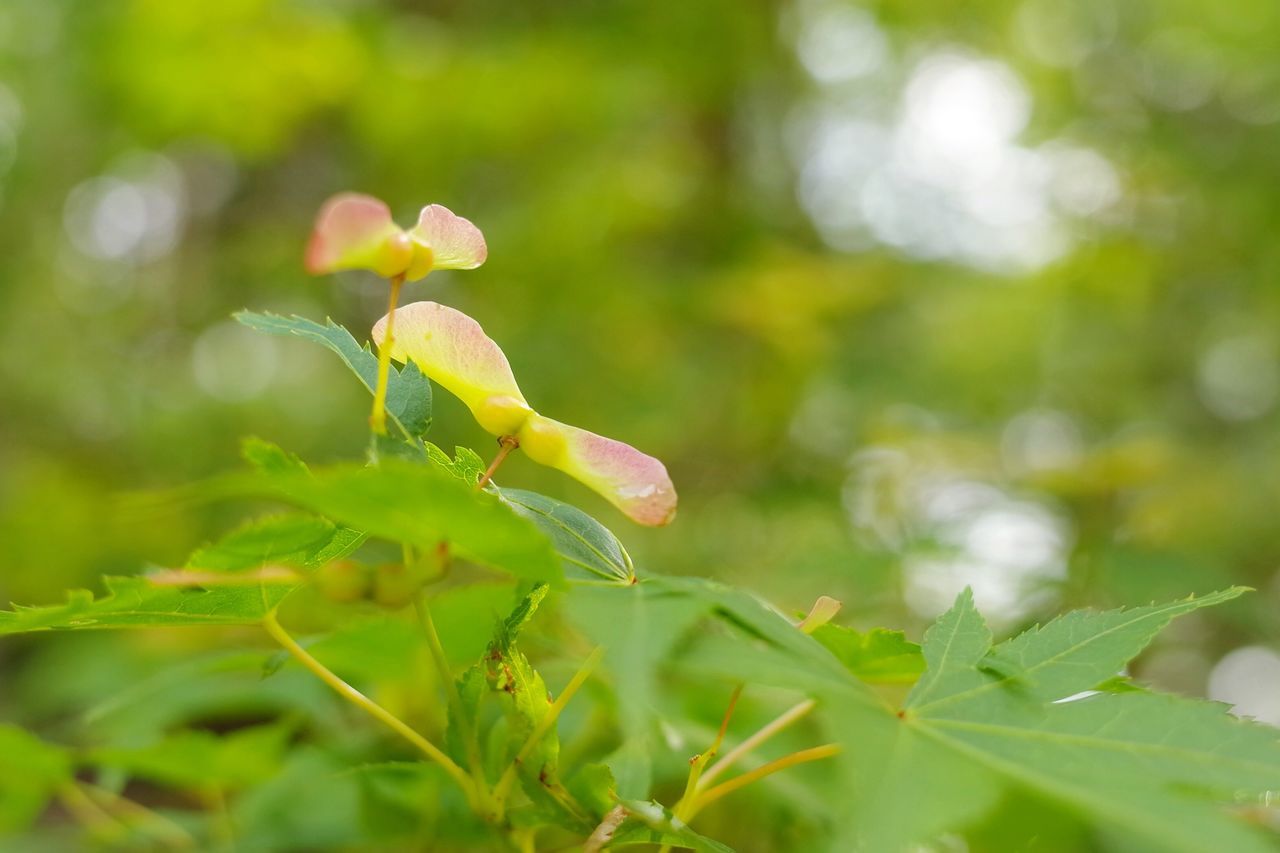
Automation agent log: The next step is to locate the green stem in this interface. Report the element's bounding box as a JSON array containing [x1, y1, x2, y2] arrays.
[[671, 685, 742, 821], [58, 782, 128, 843], [414, 593, 486, 792], [80, 782, 195, 849], [697, 699, 815, 790], [262, 608, 475, 803], [491, 646, 605, 806], [370, 273, 405, 435], [685, 744, 841, 821]]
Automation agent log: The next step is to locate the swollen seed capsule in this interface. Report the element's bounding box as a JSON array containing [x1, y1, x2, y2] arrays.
[[315, 560, 370, 604], [518, 413, 568, 466], [474, 394, 534, 437], [373, 562, 421, 609]]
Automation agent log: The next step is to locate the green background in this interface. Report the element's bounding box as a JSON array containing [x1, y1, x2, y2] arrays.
[[1, 0, 1279, 846]]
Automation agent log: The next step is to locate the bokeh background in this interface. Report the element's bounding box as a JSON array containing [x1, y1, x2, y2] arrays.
[[3, 0, 1280, 764]]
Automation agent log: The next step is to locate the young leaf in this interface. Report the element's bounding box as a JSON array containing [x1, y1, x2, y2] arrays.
[[449, 584, 594, 830], [424, 442, 487, 484], [810, 624, 925, 684], [235, 311, 431, 438], [0, 575, 298, 634], [185, 513, 364, 572], [499, 488, 635, 584]]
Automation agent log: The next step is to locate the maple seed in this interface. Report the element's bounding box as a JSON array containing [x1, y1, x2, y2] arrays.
[[372, 300, 678, 526], [305, 194, 487, 282]]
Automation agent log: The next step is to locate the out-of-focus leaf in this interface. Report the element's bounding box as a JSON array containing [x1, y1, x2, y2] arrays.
[[235, 311, 431, 438], [568, 574, 854, 799], [0, 576, 297, 634], [429, 582, 519, 668], [241, 436, 310, 475], [87, 723, 291, 790], [568, 763, 617, 820], [185, 513, 364, 572], [810, 624, 924, 684], [499, 488, 634, 583], [292, 615, 421, 682], [221, 460, 562, 585], [231, 748, 365, 850], [0, 726, 71, 832], [348, 761, 461, 842]]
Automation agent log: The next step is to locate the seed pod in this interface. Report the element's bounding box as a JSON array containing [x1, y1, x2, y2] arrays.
[[315, 559, 371, 604]]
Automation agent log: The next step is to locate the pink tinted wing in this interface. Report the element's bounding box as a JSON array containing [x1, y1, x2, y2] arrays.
[[410, 204, 489, 270], [371, 301, 527, 418], [305, 193, 399, 275], [539, 418, 678, 527]]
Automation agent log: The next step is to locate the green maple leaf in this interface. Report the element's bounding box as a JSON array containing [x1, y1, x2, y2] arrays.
[[0, 726, 71, 832], [834, 587, 1280, 852], [574, 578, 1279, 851], [235, 311, 432, 438], [0, 575, 295, 634], [185, 512, 364, 572]]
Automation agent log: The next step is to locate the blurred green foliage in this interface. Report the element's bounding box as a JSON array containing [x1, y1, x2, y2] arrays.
[[2, 0, 1280, 849]]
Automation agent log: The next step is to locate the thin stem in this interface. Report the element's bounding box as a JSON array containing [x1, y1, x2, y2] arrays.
[[686, 744, 841, 820], [711, 685, 743, 754], [698, 699, 816, 790], [58, 782, 128, 842], [670, 684, 743, 826], [414, 593, 485, 788], [370, 273, 405, 435], [491, 646, 605, 805], [476, 435, 519, 489], [262, 608, 475, 801], [202, 785, 235, 851], [81, 782, 195, 848]]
